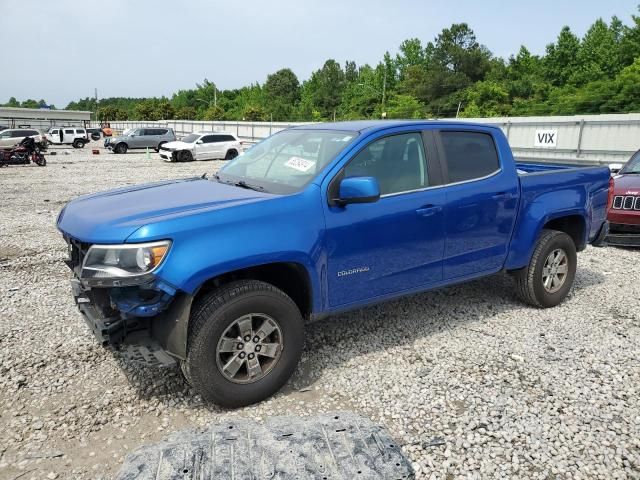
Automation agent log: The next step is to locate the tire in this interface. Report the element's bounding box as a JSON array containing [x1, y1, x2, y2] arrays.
[[177, 150, 193, 162], [155, 142, 166, 153], [514, 229, 577, 308], [35, 155, 46, 167], [184, 280, 304, 408], [114, 143, 128, 154], [224, 149, 238, 160], [72, 139, 83, 148]]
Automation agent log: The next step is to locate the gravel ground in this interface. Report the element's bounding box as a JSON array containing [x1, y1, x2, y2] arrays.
[[0, 143, 639, 480]]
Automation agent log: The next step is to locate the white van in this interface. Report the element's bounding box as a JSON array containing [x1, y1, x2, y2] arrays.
[[46, 127, 89, 148]]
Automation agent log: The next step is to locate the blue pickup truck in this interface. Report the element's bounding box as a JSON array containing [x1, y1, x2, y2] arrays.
[[57, 120, 610, 407]]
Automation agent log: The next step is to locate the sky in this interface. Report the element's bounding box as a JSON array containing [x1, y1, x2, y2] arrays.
[[1, 0, 638, 107]]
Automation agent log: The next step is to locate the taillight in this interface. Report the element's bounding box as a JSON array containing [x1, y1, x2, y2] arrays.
[[608, 176, 615, 207]]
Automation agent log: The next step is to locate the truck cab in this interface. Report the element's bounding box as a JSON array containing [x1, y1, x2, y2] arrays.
[[57, 121, 610, 408]]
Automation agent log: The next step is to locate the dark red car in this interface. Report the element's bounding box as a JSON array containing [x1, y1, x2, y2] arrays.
[[607, 150, 640, 247]]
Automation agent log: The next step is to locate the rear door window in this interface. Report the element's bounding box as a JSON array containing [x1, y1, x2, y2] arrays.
[[200, 135, 216, 143], [64, 129, 74, 134], [438, 131, 500, 183]]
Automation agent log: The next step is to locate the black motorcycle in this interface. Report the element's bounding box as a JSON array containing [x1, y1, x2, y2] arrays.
[[0, 137, 46, 167]]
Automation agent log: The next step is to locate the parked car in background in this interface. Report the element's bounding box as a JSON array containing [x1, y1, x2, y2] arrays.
[[86, 128, 102, 141], [0, 125, 9, 132], [0, 128, 43, 149], [57, 120, 610, 407], [607, 149, 640, 247], [106, 127, 176, 154], [46, 127, 89, 148], [158, 131, 242, 162]]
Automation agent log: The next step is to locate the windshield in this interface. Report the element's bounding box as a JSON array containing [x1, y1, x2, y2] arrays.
[[621, 151, 640, 174], [181, 133, 200, 143], [217, 129, 357, 194]]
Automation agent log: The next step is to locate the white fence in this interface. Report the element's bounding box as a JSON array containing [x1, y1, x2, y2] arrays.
[[95, 113, 640, 166]]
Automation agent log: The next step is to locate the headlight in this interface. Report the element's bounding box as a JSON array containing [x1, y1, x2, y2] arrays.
[[81, 241, 171, 280]]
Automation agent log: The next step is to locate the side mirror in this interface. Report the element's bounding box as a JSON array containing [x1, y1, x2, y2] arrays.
[[196, 140, 203, 144], [334, 176, 380, 206], [608, 163, 623, 174]]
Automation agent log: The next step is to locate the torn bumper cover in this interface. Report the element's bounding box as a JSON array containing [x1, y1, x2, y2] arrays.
[[70, 277, 192, 363]]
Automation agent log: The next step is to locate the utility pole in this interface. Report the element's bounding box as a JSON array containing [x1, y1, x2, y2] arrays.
[[381, 68, 387, 116]]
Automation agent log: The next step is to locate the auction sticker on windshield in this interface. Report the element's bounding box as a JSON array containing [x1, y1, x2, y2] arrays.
[[284, 156, 316, 172]]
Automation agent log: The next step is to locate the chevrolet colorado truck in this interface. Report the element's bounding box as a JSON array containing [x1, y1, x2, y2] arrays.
[[57, 120, 610, 407]]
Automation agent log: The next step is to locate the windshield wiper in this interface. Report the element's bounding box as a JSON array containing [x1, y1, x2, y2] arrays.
[[233, 180, 265, 191], [214, 174, 265, 192]]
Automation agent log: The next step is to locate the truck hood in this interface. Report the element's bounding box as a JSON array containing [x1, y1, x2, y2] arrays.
[[57, 178, 272, 243], [613, 174, 640, 195]]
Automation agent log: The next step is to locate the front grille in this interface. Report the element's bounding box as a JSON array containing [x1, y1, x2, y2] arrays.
[[65, 237, 91, 273], [159, 146, 172, 152], [612, 195, 640, 210]]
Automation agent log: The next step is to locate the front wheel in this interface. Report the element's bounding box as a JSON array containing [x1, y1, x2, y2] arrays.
[[184, 280, 304, 408], [513, 229, 577, 308], [114, 143, 128, 154], [177, 150, 193, 162]]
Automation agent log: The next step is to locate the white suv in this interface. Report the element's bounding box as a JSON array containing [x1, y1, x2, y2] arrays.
[[158, 132, 242, 162], [46, 127, 89, 148], [0, 128, 43, 148]]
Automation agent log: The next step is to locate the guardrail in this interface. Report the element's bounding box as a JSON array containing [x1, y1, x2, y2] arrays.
[[94, 113, 640, 166]]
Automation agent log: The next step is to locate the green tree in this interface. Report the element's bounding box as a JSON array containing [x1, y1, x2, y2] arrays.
[[175, 106, 197, 119], [243, 105, 267, 121], [306, 59, 346, 119], [155, 99, 175, 119], [571, 18, 623, 85], [134, 100, 159, 120], [544, 26, 581, 86], [202, 105, 225, 120], [264, 68, 300, 120], [384, 94, 426, 119], [5, 97, 20, 107]]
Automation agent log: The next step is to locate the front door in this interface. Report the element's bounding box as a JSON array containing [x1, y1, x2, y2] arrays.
[[197, 134, 219, 160], [323, 131, 445, 307]]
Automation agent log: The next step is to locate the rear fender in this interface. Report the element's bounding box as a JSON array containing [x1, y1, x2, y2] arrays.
[[505, 188, 588, 270]]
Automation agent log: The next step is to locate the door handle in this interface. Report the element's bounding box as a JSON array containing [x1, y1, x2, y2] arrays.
[[415, 205, 442, 217], [492, 192, 511, 200]]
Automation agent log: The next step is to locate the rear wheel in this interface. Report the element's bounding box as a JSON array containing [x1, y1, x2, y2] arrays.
[[114, 143, 128, 154], [224, 149, 238, 160], [155, 141, 166, 153], [72, 139, 85, 148], [514, 229, 577, 308], [177, 150, 193, 162], [184, 280, 304, 408]]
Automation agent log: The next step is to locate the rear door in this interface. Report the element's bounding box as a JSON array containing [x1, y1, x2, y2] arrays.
[[63, 128, 75, 143], [141, 128, 158, 148], [435, 129, 518, 279]]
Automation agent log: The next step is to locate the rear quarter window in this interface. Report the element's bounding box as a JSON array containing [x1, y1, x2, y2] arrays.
[[439, 131, 500, 183]]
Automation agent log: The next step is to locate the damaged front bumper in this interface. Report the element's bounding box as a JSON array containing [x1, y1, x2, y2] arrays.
[[68, 266, 193, 366]]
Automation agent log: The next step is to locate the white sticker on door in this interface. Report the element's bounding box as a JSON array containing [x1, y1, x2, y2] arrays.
[[284, 156, 316, 172]]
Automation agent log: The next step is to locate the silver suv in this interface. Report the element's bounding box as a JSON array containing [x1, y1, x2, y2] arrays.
[[107, 127, 176, 154]]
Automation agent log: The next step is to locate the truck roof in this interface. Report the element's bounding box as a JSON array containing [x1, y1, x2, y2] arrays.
[[291, 120, 499, 134]]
